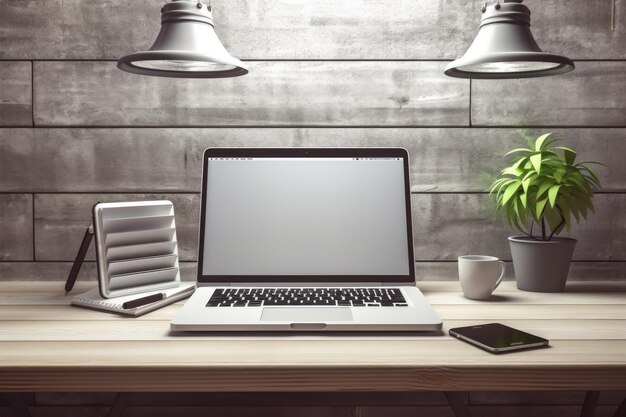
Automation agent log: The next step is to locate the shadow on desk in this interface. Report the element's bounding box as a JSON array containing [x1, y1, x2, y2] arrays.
[[168, 330, 446, 338], [564, 283, 626, 293]]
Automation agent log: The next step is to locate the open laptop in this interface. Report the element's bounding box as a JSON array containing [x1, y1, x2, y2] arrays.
[[171, 148, 442, 332]]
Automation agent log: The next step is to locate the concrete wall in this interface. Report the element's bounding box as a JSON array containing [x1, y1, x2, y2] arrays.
[[1, 0, 624, 283], [0, 0, 624, 414]]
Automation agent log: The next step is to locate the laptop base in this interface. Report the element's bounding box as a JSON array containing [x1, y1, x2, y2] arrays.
[[171, 286, 442, 332]]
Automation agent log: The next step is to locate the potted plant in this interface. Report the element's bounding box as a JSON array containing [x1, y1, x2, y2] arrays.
[[490, 133, 602, 292]]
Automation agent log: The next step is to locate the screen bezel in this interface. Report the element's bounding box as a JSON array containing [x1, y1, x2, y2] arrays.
[[197, 147, 416, 284]]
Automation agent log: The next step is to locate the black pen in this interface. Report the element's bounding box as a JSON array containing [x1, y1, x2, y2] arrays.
[[65, 226, 94, 295], [122, 293, 165, 310]]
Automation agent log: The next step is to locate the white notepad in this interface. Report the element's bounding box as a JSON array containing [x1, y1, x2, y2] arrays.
[[72, 282, 196, 317], [93, 201, 182, 298]]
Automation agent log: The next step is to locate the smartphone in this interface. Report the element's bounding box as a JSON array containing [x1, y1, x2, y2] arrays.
[[449, 323, 549, 353]]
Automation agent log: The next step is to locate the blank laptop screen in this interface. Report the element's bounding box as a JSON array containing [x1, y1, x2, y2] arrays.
[[201, 155, 411, 279]]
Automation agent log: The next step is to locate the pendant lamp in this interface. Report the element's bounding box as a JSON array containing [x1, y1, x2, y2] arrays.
[[118, 0, 248, 78], [445, 0, 574, 79]]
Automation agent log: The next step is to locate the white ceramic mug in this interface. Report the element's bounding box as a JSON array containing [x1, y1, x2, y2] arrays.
[[458, 255, 505, 300]]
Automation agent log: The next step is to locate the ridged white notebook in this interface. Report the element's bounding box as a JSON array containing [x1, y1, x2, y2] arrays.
[[92, 201, 182, 299], [72, 282, 196, 317]]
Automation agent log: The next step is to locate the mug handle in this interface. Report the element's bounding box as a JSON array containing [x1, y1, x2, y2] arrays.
[[493, 261, 505, 290]]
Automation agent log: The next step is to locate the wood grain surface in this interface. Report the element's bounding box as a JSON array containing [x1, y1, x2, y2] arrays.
[[0, 194, 33, 261], [1, 319, 625, 341], [33, 61, 469, 127], [0, 405, 621, 417], [34, 391, 461, 406], [2, 261, 625, 283], [0, 0, 623, 60], [0, 0, 624, 412], [361, 406, 621, 417], [0, 262, 200, 284], [0, 62, 32, 126], [34, 193, 200, 262], [0, 128, 624, 193], [411, 193, 626, 261], [28, 390, 623, 407], [1, 0, 624, 287], [31, 193, 626, 262], [472, 62, 626, 126], [0, 281, 625, 392]]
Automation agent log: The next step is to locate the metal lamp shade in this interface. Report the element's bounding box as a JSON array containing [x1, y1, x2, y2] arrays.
[[445, 0, 574, 79], [118, 0, 248, 78]]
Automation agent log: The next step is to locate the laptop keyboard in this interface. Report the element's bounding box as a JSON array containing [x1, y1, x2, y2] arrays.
[[206, 288, 408, 307]]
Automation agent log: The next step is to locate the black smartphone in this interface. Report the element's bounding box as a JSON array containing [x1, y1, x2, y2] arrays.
[[449, 323, 549, 353]]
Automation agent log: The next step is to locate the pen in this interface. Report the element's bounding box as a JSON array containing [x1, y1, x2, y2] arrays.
[[122, 293, 165, 310], [65, 226, 94, 295]]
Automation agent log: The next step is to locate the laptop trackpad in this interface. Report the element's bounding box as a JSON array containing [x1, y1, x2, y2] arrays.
[[261, 307, 353, 322]]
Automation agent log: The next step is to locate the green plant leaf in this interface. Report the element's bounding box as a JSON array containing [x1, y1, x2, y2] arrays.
[[572, 187, 594, 205], [530, 153, 542, 173], [520, 192, 528, 208], [556, 146, 577, 165], [527, 193, 539, 222], [536, 180, 554, 199], [558, 200, 572, 231], [568, 199, 580, 224], [567, 173, 592, 193], [522, 170, 535, 181], [536, 197, 549, 218], [502, 167, 524, 177], [553, 220, 566, 236], [493, 179, 517, 195], [511, 158, 526, 169], [576, 161, 606, 168], [580, 165, 602, 187], [505, 205, 514, 230], [542, 139, 559, 151], [505, 148, 532, 157], [492, 133, 601, 238], [580, 170, 601, 187], [568, 190, 591, 219], [512, 210, 524, 233], [541, 160, 563, 170], [502, 180, 523, 205], [541, 150, 559, 158], [582, 174, 601, 190], [546, 209, 562, 233], [548, 184, 562, 208], [553, 168, 566, 183], [489, 178, 508, 193], [535, 133, 552, 151]]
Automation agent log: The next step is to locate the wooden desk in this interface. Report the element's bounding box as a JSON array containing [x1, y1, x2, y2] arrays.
[[1, 281, 625, 395]]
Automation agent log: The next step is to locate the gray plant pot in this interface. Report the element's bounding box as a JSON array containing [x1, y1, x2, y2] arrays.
[[508, 236, 577, 292]]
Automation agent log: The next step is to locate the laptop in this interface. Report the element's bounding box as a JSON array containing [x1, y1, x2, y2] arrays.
[[171, 148, 442, 332]]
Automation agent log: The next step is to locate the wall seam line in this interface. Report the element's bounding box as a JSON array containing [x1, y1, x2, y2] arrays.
[[30, 60, 34, 127], [31, 193, 35, 261], [1, 191, 624, 195], [469, 79, 472, 127], [2, 125, 626, 129]]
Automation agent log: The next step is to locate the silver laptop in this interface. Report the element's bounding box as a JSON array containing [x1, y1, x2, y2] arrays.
[[171, 148, 442, 332]]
